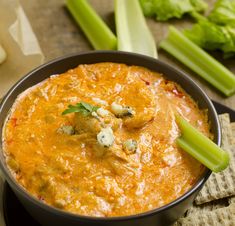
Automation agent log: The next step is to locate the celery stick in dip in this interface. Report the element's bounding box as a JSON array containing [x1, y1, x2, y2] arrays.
[[176, 115, 230, 173]]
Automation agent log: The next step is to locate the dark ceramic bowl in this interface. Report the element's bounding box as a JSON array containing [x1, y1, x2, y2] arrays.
[[0, 51, 220, 226]]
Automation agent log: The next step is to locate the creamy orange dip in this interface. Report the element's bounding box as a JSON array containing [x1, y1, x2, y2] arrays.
[[3, 63, 210, 217]]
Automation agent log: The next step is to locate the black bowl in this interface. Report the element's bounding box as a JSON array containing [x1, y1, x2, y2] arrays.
[[0, 51, 220, 226]]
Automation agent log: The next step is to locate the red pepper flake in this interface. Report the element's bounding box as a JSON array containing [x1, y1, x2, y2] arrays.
[[189, 178, 196, 185], [164, 80, 170, 84], [172, 88, 184, 98], [11, 118, 18, 127], [164, 81, 184, 98], [140, 76, 150, 85], [38, 195, 45, 202], [161, 159, 168, 168], [6, 139, 13, 145]]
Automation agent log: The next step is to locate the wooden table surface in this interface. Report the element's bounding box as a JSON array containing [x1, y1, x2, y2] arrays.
[[21, 0, 235, 110]]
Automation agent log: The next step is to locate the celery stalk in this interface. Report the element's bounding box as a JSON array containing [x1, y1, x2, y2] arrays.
[[176, 116, 230, 172], [115, 0, 157, 58], [66, 0, 117, 50], [160, 26, 235, 96]]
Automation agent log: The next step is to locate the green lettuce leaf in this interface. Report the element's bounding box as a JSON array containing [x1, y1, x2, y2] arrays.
[[208, 0, 235, 26], [139, 0, 207, 21], [153, 0, 193, 21], [184, 14, 235, 58], [139, 0, 156, 17], [190, 0, 208, 12], [225, 27, 235, 57]]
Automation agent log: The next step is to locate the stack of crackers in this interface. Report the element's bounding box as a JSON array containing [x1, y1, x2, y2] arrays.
[[175, 114, 235, 226]]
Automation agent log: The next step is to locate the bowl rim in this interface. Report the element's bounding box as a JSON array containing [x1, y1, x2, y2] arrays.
[[0, 50, 220, 222]]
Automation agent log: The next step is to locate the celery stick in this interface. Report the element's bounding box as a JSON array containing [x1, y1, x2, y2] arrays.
[[115, 0, 157, 58], [176, 116, 230, 172], [160, 26, 235, 96], [66, 0, 117, 50]]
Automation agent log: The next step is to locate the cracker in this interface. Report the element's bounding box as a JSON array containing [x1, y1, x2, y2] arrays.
[[195, 114, 235, 204], [186, 198, 229, 216], [175, 203, 235, 226], [229, 123, 235, 206], [231, 122, 235, 133], [231, 122, 235, 146], [218, 114, 234, 147], [229, 196, 235, 204]]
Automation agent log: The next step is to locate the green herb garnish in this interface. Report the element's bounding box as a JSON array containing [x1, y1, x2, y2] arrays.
[[176, 115, 230, 173], [62, 102, 99, 116]]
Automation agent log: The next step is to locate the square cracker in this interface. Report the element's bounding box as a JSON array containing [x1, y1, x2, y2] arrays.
[[186, 198, 229, 216], [229, 196, 235, 204], [231, 122, 235, 146], [195, 114, 235, 204], [175, 203, 235, 226]]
